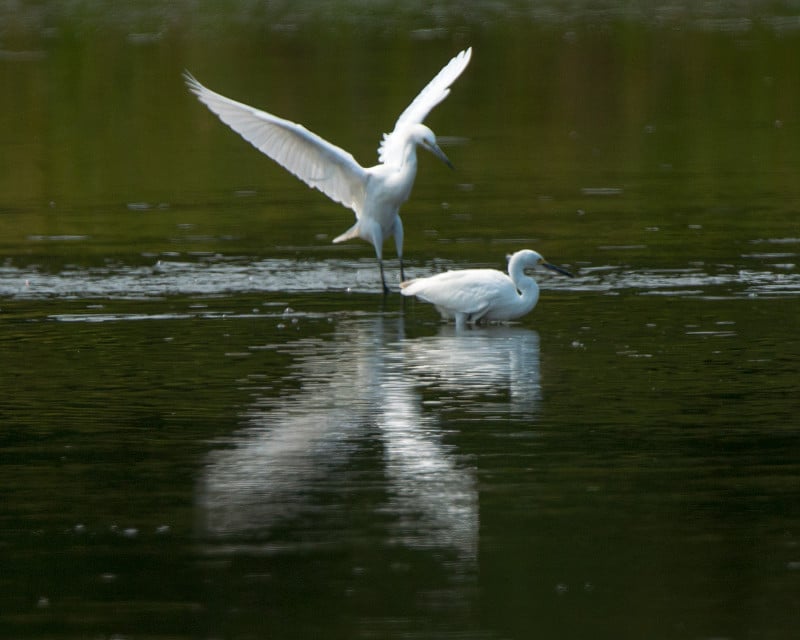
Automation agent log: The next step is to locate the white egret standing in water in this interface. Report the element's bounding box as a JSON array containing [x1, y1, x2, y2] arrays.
[[184, 48, 472, 293], [401, 249, 574, 328]]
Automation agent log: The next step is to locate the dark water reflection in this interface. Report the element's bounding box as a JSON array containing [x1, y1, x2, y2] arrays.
[[201, 321, 477, 554], [2, 294, 799, 638], [3, 2, 800, 639], [201, 320, 540, 556], [196, 320, 541, 639]]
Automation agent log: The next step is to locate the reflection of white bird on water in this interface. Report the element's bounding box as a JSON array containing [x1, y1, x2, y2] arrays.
[[199, 317, 478, 561], [401, 249, 574, 328], [185, 48, 472, 293]]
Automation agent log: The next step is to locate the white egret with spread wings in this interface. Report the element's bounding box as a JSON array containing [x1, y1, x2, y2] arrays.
[[185, 48, 472, 293]]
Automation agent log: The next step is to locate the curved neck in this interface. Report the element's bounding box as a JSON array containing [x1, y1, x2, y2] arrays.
[[508, 256, 541, 312]]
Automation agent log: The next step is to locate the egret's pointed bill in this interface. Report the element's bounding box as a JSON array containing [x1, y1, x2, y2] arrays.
[[542, 261, 575, 278], [423, 139, 454, 169]]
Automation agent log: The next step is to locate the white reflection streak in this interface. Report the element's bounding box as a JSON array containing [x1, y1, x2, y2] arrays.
[[200, 320, 393, 537], [378, 326, 540, 561], [378, 367, 478, 560], [402, 327, 542, 415], [200, 408, 350, 535], [200, 319, 541, 564]]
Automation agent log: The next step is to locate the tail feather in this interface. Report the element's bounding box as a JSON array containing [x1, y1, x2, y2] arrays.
[[333, 222, 360, 244], [399, 278, 423, 295]]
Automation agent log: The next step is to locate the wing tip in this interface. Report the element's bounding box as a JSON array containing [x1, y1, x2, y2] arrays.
[[451, 46, 473, 70], [183, 69, 204, 96]]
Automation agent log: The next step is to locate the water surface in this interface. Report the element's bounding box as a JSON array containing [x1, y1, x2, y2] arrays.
[[1, 3, 799, 639]]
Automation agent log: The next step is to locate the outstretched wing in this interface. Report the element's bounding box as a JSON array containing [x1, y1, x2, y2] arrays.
[[378, 47, 472, 165], [185, 72, 368, 212]]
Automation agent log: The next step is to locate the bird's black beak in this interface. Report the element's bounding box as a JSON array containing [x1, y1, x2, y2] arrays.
[[426, 141, 455, 170], [542, 261, 575, 278]]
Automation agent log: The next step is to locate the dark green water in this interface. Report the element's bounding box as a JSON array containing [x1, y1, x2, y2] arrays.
[[2, 2, 799, 639]]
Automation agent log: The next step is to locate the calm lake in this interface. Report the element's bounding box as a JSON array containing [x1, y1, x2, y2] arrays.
[[1, 2, 799, 639]]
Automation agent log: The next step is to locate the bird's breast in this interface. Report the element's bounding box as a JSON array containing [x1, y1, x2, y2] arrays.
[[367, 164, 417, 209]]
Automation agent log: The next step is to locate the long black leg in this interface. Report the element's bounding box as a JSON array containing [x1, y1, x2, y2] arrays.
[[379, 260, 389, 295]]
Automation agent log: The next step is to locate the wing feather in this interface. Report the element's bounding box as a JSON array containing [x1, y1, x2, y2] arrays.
[[185, 72, 368, 212], [378, 48, 472, 165], [401, 268, 511, 315]]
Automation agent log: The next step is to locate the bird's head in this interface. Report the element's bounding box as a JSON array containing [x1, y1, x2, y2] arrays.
[[413, 124, 454, 170], [509, 250, 575, 278]]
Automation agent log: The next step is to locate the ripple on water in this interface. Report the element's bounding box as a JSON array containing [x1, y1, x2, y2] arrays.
[[1, 257, 798, 300], [570, 265, 800, 298]]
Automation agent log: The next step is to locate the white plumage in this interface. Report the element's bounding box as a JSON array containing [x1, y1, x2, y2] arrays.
[[401, 249, 574, 328], [185, 47, 472, 293]]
